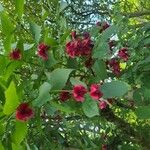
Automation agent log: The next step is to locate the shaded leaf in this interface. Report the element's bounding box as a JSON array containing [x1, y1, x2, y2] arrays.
[[46, 68, 73, 90], [101, 80, 130, 98], [135, 106, 150, 119], [82, 94, 99, 118], [33, 82, 51, 107]]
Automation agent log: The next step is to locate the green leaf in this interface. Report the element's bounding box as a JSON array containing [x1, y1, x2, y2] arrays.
[[101, 80, 130, 98], [29, 22, 41, 43], [44, 52, 58, 69], [12, 121, 27, 144], [101, 25, 117, 40], [3, 81, 20, 115], [50, 101, 74, 114], [3, 61, 21, 81], [3, 35, 13, 52], [93, 42, 109, 58], [0, 121, 5, 136], [82, 94, 99, 118], [0, 12, 15, 35], [15, 0, 24, 19], [12, 143, 24, 150], [0, 3, 4, 12], [46, 68, 73, 90], [135, 106, 150, 119], [0, 55, 7, 75], [0, 142, 4, 150], [44, 37, 57, 46], [33, 82, 51, 107], [70, 77, 87, 88], [92, 59, 108, 80]]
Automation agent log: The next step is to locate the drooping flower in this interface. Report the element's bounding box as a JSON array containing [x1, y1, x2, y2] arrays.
[[9, 49, 22, 60], [99, 101, 107, 110], [73, 85, 87, 102], [108, 58, 121, 75], [37, 43, 49, 60], [118, 47, 129, 61], [90, 84, 103, 100], [16, 103, 34, 122], [59, 91, 71, 102]]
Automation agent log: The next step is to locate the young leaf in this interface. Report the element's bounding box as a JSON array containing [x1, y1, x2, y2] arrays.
[[135, 106, 150, 119], [3, 81, 20, 115], [0, 142, 4, 150], [82, 94, 99, 118], [15, 0, 24, 19], [0, 12, 15, 36], [12, 121, 27, 145], [46, 68, 73, 90], [101, 80, 130, 98], [29, 22, 41, 43]]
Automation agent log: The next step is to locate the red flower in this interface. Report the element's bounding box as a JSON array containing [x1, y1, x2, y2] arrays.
[[73, 85, 87, 102], [81, 37, 93, 56], [118, 48, 129, 61], [37, 43, 49, 60], [83, 32, 90, 39], [65, 32, 93, 58], [108, 59, 121, 75], [16, 103, 34, 122], [102, 144, 107, 150], [59, 91, 71, 102], [66, 39, 81, 58], [9, 49, 22, 60], [99, 101, 107, 110], [90, 84, 103, 100]]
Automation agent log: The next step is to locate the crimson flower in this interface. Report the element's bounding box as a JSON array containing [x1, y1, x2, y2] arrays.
[[65, 32, 93, 58], [37, 43, 49, 60], [81, 37, 93, 56], [99, 101, 107, 110], [73, 85, 87, 102], [9, 49, 22, 60], [118, 48, 129, 61], [108, 59, 121, 75], [59, 91, 71, 102], [16, 103, 34, 122], [90, 84, 103, 100], [102, 144, 107, 150], [66, 39, 81, 58]]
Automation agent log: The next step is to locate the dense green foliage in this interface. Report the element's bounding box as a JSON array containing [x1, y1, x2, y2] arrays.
[[0, 0, 150, 150]]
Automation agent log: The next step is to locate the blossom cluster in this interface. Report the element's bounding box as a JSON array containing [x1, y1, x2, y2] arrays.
[[60, 84, 108, 110], [65, 31, 93, 58]]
